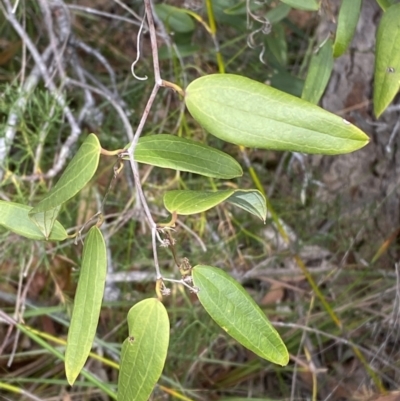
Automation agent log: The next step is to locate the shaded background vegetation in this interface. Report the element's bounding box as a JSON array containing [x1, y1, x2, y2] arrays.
[[0, 0, 400, 400]]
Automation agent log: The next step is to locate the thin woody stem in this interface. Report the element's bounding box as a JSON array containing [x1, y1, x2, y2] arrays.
[[145, 0, 161, 84], [125, 0, 175, 280]]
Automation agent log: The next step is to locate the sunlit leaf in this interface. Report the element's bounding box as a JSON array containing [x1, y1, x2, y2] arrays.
[[0, 201, 67, 241], [373, 3, 400, 118], [65, 226, 107, 385], [164, 189, 266, 221], [154, 4, 195, 33], [117, 298, 170, 401], [29, 134, 101, 238], [185, 74, 369, 155], [192, 265, 289, 366], [280, 0, 320, 11], [164, 189, 233, 215], [128, 134, 242, 179], [333, 0, 362, 58], [302, 39, 334, 104]]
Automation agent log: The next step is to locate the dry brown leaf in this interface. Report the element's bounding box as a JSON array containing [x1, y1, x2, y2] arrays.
[[261, 280, 284, 305], [0, 41, 21, 66]]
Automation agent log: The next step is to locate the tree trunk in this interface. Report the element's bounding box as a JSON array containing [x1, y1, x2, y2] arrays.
[[312, 0, 400, 261]]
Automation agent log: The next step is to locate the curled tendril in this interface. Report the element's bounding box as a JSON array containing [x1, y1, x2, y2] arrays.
[[131, 11, 148, 81], [246, 0, 271, 64]]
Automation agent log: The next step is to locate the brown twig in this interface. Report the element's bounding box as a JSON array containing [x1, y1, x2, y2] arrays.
[[125, 0, 171, 279]]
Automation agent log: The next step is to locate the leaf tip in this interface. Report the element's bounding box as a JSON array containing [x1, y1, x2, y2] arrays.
[[374, 104, 384, 119], [279, 350, 290, 366], [65, 368, 78, 387]]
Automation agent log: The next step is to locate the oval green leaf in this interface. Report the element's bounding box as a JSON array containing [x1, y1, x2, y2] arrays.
[[302, 39, 334, 104], [373, 3, 400, 118], [280, 0, 320, 11], [0, 201, 67, 241], [333, 0, 362, 58], [65, 226, 107, 385], [164, 189, 266, 221], [29, 134, 101, 238], [164, 189, 233, 215], [192, 265, 289, 366], [154, 4, 195, 33], [185, 74, 369, 155], [117, 298, 170, 401], [130, 134, 242, 179]]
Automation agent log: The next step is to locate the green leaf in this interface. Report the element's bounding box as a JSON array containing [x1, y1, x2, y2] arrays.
[[130, 134, 242, 179], [117, 298, 170, 401], [265, 23, 287, 66], [226, 190, 267, 222], [164, 189, 233, 215], [185, 74, 369, 155], [373, 3, 400, 118], [376, 0, 400, 11], [28, 206, 61, 241], [0, 201, 67, 241], [302, 39, 334, 104], [29, 134, 101, 238], [164, 189, 266, 221], [280, 0, 320, 11], [333, 0, 362, 57], [212, 0, 247, 31], [65, 226, 107, 385], [14, 320, 116, 399], [154, 4, 195, 33], [192, 265, 289, 366], [159, 44, 200, 60], [223, 1, 263, 15], [266, 3, 291, 24], [267, 69, 304, 97]]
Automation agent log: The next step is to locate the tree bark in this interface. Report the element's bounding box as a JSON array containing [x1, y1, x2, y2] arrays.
[[312, 0, 400, 255]]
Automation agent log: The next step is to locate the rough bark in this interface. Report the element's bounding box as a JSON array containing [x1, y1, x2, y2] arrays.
[[312, 0, 400, 258]]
